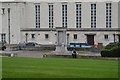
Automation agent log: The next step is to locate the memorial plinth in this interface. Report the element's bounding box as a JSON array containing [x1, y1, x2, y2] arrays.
[[55, 27, 68, 54]]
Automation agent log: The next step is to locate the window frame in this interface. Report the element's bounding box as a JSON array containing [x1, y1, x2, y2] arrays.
[[45, 34, 49, 39], [104, 35, 109, 40], [31, 34, 35, 39], [74, 34, 77, 40]]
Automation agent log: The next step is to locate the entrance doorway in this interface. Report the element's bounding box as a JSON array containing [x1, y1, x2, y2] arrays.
[[86, 35, 94, 45]]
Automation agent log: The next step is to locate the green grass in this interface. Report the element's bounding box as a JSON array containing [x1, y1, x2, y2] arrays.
[[41, 50, 53, 52], [2, 57, 118, 78], [0, 56, 2, 78]]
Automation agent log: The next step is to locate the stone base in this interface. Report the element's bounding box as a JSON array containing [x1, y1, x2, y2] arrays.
[[55, 46, 70, 54]]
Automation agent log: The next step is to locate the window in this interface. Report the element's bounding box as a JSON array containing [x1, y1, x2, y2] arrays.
[[2, 8, 5, 14], [74, 34, 77, 39], [45, 34, 49, 39], [62, 3, 67, 27], [91, 4, 96, 28], [106, 3, 112, 28], [104, 35, 108, 40], [31, 34, 35, 39], [48, 4, 54, 28], [1, 34, 6, 43], [76, 3, 81, 28], [35, 4, 40, 28]]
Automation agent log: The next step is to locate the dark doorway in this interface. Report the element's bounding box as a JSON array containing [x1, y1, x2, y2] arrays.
[[87, 35, 94, 45]]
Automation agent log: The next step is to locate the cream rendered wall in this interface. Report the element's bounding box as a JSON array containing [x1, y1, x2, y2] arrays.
[[21, 31, 118, 46], [96, 2, 106, 28], [19, 3, 26, 29], [67, 2, 75, 28], [38, 31, 56, 44], [118, 1, 120, 29], [0, 3, 2, 42], [19, 3, 26, 43], [21, 32, 26, 43], [95, 31, 119, 46], [21, 1, 119, 46], [21, 31, 57, 45], [1, 1, 117, 45], [82, 2, 91, 28], [68, 31, 86, 43], [0, 3, 2, 35], [24, 2, 35, 28], [1, 3, 8, 43], [2, 3, 17, 44], [54, 2, 62, 27], [1, 2, 25, 44], [40, 2, 49, 28], [9, 3, 23, 44], [112, 2, 118, 28], [67, 31, 117, 46]]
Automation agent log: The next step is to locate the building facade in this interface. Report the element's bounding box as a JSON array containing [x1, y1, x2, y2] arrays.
[[0, 0, 120, 46]]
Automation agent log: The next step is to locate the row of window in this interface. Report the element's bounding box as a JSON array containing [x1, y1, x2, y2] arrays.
[[0, 33, 114, 44], [74, 34, 110, 40], [30, 33, 110, 40], [35, 3, 112, 28], [31, 34, 49, 39]]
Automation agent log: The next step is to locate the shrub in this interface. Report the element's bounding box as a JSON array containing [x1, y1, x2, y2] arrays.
[[101, 49, 110, 57], [110, 46, 120, 57], [101, 42, 120, 57], [104, 42, 120, 49]]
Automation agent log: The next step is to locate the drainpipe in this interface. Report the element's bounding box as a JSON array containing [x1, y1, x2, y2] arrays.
[[113, 34, 115, 43], [25, 33, 28, 43], [67, 33, 69, 46], [8, 8, 10, 44]]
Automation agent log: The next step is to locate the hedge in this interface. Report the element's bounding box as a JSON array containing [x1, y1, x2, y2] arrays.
[[101, 42, 120, 57]]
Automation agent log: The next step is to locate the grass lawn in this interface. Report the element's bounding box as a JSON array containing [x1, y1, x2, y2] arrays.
[[0, 56, 2, 78], [2, 57, 119, 78]]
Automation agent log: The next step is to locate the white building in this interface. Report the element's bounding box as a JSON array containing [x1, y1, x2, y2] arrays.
[[0, 0, 120, 46]]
